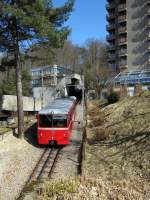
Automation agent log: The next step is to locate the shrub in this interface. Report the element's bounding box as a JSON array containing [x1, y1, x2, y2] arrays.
[[93, 127, 111, 141], [88, 113, 105, 128], [107, 91, 119, 104]]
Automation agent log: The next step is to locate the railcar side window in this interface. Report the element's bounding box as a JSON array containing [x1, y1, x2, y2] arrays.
[[39, 115, 67, 127]]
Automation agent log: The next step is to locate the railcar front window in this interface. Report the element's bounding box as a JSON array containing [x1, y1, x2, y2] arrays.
[[39, 115, 67, 127], [39, 115, 52, 127], [53, 118, 67, 127]]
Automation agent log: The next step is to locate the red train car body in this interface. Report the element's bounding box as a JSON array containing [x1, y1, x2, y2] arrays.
[[37, 97, 76, 145]]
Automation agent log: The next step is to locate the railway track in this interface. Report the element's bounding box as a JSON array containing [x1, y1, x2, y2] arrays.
[[17, 147, 62, 200]]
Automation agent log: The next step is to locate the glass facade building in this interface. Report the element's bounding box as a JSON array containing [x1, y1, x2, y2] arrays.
[[113, 70, 150, 85]]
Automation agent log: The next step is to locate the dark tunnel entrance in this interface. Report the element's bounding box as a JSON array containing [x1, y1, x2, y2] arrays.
[[66, 78, 82, 101]]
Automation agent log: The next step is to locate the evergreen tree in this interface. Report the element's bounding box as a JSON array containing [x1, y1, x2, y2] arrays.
[[2, 69, 32, 96], [0, 0, 74, 138]]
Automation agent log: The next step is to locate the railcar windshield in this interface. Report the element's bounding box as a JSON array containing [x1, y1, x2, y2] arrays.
[[39, 115, 67, 128]]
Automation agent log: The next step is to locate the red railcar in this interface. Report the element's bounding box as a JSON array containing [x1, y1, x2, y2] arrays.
[[37, 97, 76, 145]]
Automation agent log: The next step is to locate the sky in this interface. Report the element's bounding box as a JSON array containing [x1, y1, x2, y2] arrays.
[[53, 0, 107, 46]]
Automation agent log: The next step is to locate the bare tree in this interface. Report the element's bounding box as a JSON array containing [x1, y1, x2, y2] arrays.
[[54, 41, 82, 72], [27, 39, 112, 97], [84, 39, 111, 96]]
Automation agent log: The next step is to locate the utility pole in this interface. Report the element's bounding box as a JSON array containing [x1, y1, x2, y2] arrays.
[[82, 75, 85, 125], [41, 67, 44, 108], [54, 64, 58, 86]]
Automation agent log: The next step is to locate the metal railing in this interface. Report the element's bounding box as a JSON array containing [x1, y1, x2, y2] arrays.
[[118, 38, 127, 45], [114, 70, 150, 85], [106, 13, 115, 20], [106, 34, 116, 40], [106, 24, 116, 30], [118, 26, 127, 33], [118, 48, 127, 55], [118, 4, 126, 12], [106, 3, 115, 10], [118, 15, 127, 23]]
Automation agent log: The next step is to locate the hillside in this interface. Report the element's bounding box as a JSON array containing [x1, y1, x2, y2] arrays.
[[84, 91, 150, 199]]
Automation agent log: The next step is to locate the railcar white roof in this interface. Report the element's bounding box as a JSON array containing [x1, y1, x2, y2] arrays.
[[39, 97, 76, 115]]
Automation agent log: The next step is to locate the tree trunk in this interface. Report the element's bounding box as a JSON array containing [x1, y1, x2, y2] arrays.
[[12, 13, 24, 139], [16, 60, 24, 139]]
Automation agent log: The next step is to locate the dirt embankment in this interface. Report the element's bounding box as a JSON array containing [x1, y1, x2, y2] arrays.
[[84, 92, 150, 199]]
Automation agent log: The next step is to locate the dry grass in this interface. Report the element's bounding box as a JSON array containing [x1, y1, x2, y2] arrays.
[[87, 91, 150, 140], [0, 127, 11, 135], [33, 176, 149, 200], [84, 91, 150, 199], [88, 115, 105, 128], [36, 179, 77, 200]]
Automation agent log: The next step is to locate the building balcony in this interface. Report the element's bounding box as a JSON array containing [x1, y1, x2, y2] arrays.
[[147, 61, 150, 69], [146, 0, 150, 5], [32, 72, 55, 78], [118, 49, 127, 56], [118, 4, 127, 12], [108, 54, 116, 61], [118, 38, 127, 45], [106, 24, 116, 31], [147, 45, 150, 52], [32, 79, 42, 87], [43, 79, 55, 86], [118, 15, 127, 23], [147, 20, 150, 27], [119, 63, 128, 70], [106, 3, 115, 10], [107, 45, 116, 51], [106, 34, 116, 41], [118, 26, 127, 34], [106, 13, 115, 21]]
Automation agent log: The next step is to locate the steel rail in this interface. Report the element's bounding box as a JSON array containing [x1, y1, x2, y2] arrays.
[[17, 148, 48, 199], [48, 147, 62, 178], [17, 147, 62, 200], [37, 148, 54, 180]]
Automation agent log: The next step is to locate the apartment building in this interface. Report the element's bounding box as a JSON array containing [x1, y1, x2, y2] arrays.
[[106, 0, 150, 72]]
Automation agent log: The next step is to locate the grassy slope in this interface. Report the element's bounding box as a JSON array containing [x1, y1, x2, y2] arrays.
[[84, 92, 150, 199]]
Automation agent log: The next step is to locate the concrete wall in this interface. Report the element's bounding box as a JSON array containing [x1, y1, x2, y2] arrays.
[[127, 86, 134, 96], [127, 0, 148, 70], [1, 95, 41, 111], [33, 87, 55, 107]]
